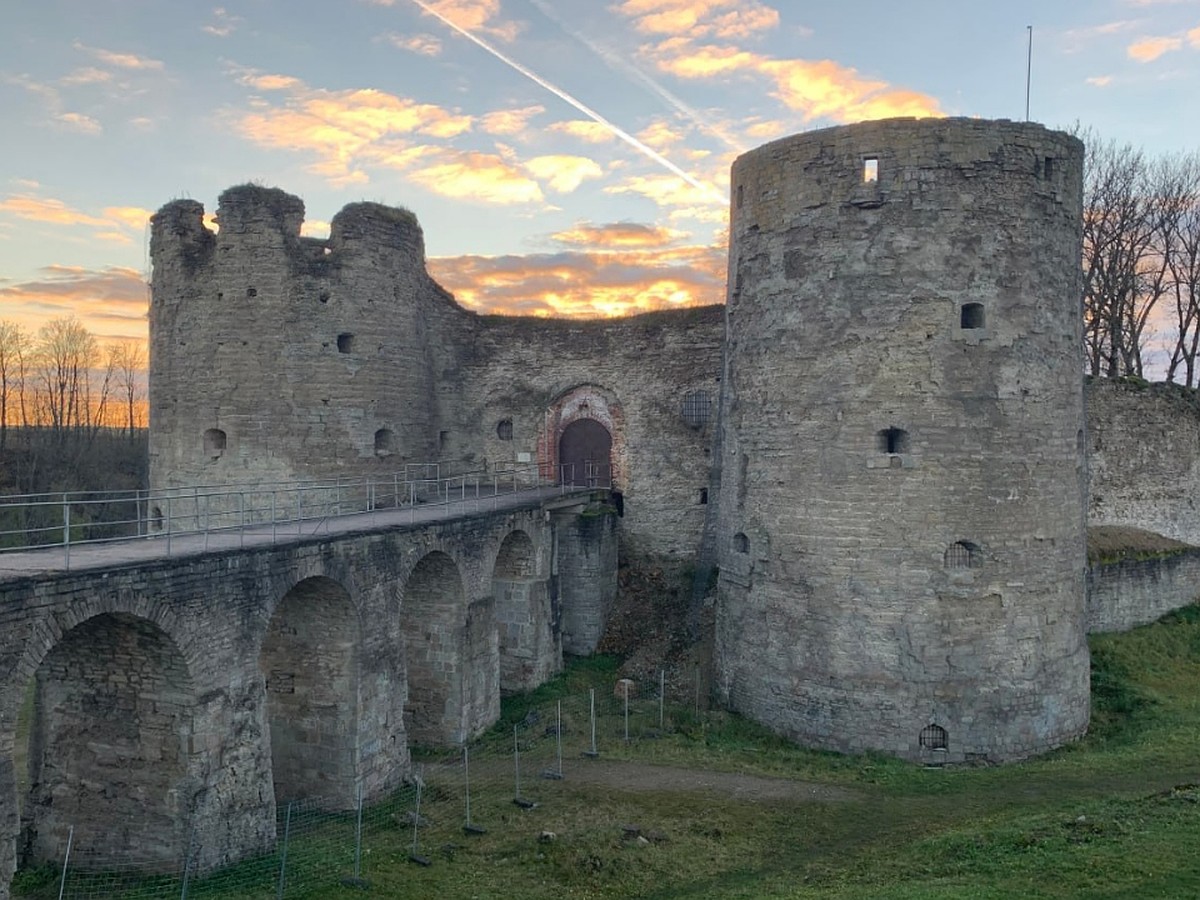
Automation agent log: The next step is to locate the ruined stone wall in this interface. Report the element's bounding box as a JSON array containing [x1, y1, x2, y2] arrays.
[[1087, 549, 1200, 633], [1087, 379, 1200, 545], [715, 118, 1089, 763], [149, 187, 455, 490], [449, 307, 723, 559], [150, 187, 722, 562]]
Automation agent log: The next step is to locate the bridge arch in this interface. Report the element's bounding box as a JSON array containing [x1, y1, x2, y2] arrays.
[[259, 575, 359, 807], [402, 550, 498, 746], [15, 611, 195, 869], [491, 530, 560, 691]]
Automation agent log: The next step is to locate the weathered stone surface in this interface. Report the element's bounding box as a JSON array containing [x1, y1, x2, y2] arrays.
[[149, 188, 722, 562], [0, 498, 614, 893], [713, 118, 1090, 763], [1087, 549, 1200, 633], [1087, 379, 1200, 545]]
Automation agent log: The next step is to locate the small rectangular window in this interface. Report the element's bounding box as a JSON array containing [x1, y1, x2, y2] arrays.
[[863, 157, 879, 183]]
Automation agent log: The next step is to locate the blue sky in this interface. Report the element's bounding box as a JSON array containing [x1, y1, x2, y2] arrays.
[[1, 0, 1198, 344]]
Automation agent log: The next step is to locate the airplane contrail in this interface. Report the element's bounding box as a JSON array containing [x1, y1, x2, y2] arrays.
[[406, 0, 725, 204], [526, 0, 748, 156]]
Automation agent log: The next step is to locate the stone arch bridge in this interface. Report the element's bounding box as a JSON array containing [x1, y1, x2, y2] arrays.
[[0, 489, 616, 893]]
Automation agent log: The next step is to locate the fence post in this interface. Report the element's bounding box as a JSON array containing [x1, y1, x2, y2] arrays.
[[239, 492, 245, 548], [56, 824, 74, 900], [271, 492, 277, 544], [166, 494, 173, 556], [180, 818, 196, 900], [583, 688, 599, 757], [276, 800, 293, 900], [463, 744, 486, 834], [624, 680, 630, 743], [409, 772, 430, 865], [353, 781, 364, 883], [296, 486, 302, 534], [659, 670, 666, 730], [62, 495, 70, 570], [556, 700, 564, 776]]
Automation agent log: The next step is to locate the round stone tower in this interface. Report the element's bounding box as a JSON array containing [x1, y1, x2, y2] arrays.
[[713, 117, 1088, 763]]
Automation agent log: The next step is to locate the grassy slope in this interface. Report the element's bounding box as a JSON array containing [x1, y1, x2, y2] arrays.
[[14, 610, 1200, 899]]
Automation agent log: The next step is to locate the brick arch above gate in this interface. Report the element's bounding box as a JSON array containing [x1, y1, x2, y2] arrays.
[[537, 384, 625, 490]]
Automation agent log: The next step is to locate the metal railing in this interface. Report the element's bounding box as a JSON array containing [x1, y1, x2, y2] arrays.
[[0, 461, 607, 567]]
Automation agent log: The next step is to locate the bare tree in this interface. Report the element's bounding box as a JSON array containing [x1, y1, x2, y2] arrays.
[[1161, 154, 1200, 385], [0, 319, 29, 452], [111, 340, 146, 438], [31, 317, 102, 446], [1080, 133, 1161, 378]]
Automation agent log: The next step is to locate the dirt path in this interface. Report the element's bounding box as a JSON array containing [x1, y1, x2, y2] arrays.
[[559, 759, 858, 803]]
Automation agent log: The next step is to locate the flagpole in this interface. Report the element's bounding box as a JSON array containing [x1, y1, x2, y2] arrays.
[[1025, 26, 1033, 121]]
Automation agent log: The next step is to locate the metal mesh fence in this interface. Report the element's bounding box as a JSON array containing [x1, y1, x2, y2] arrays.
[[13, 671, 709, 899]]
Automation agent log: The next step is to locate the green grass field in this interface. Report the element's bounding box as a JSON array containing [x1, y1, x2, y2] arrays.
[[14, 606, 1200, 898]]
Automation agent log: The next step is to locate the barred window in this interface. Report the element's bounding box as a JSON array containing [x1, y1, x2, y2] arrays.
[[920, 723, 948, 751], [961, 302, 986, 329], [682, 390, 712, 429], [496, 419, 513, 441], [944, 541, 982, 569]]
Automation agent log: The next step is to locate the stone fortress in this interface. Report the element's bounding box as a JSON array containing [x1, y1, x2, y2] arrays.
[[148, 116, 1197, 768]]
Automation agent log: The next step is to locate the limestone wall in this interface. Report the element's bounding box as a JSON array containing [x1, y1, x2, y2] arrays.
[[1087, 379, 1200, 545], [714, 117, 1090, 763], [0, 501, 606, 891], [149, 188, 722, 562], [1086, 550, 1200, 633]]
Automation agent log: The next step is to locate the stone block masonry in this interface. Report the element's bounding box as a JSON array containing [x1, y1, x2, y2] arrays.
[[0, 497, 615, 895], [714, 118, 1090, 763], [149, 187, 723, 564]]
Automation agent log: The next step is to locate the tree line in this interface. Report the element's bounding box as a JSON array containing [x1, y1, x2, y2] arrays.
[[0, 317, 146, 497], [1080, 129, 1200, 384]]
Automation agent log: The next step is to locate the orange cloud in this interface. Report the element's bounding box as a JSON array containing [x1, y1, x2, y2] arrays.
[[234, 76, 475, 184], [383, 32, 444, 55], [0, 265, 147, 341], [300, 219, 331, 238], [550, 222, 688, 249], [374, 0, 522, 41], [616, 0, 780, 41], [0, 195, 108, 227], [524, 155, 604, 193], [54, 112, 102, 134], [103, 206, 153, 230], [241, 74, 303, 91], [60, 67, 113, 86], [548, 120, 617, 144], [1127, 35, 1184, 61], [428, 241, 725, 317], [408, 150, 543, 203], [604, 173, 729, 223], [648, 39, 942, 122], [1087, 75, 1114, 87], [74, 42, 165, 71], [480, 105, 545, 135], [0, 195, 152, 242], [1189, 24, 1200, 47]]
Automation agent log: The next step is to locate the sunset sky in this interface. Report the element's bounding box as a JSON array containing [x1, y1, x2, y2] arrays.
[[2, 0, 1199, 346]]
